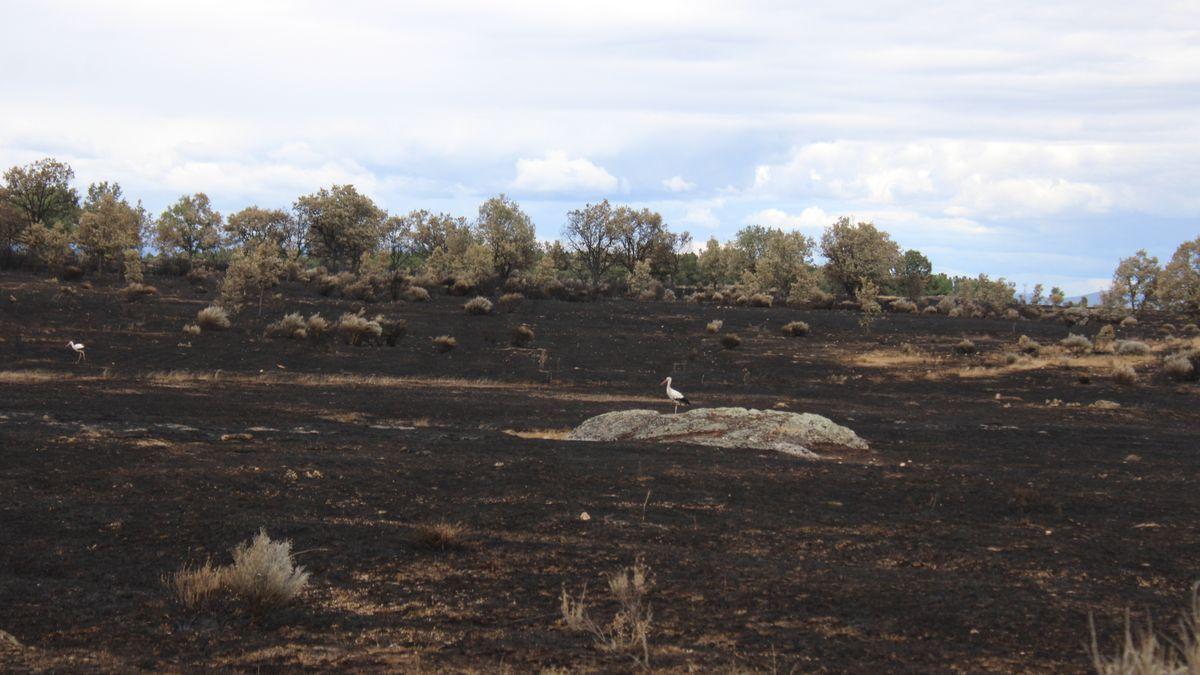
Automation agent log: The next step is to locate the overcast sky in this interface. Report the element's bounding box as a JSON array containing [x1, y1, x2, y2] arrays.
[[2, 0, 1198, 293]]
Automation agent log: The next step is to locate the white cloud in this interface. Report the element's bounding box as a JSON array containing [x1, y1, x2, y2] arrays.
[[510, 151, 620, 194], [662, 175, 695, 192], [679, 206, 720, 230], [745, 207, 831, 233]]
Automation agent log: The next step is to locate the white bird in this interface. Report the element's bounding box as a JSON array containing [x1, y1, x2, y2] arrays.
[[660, 376, 691, 414], [67, 340, 86, 363]]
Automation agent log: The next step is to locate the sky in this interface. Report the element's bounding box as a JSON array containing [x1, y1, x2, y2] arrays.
[[1, 0, 1198, 295]]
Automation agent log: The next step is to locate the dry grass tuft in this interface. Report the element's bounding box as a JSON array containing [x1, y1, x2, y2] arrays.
[[781, 321, 810, 337], [1164, 354, 1196, 381], [464, 296, 493, 315], [305, 313, 330, 338], [1120, 315, 1138, 327], [706, 320, 723, 334], [433, 335, 458, 352], [196, 306, 231, 330], [223, 529, 310, 614], [336, 312, 383, 345], [402, 285, 431, 302], [411, 522, 470, 550], [511, 323, 535, 347], [1183, 323, 1200, 336], [163, 560, 225, 610], [720, 333, 741, 349], [748, 293, 773, 308], [121, 282, 158, 301], [1116, 340, 1151, 356], [1018, 335, 1041, 355], [1112, 362, 1138, 385], [1061, 333, 1093, 355], [954, 338, 977, 355], [498, 292, 524, 312], [266, 312, 308, 340], [561, 559, 654, 668], [182, 323, 201, 336], [1090, 583, 1200, 675]]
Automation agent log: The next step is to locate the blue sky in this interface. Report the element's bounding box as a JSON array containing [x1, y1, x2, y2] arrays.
[[2, 0, 1198, 294]]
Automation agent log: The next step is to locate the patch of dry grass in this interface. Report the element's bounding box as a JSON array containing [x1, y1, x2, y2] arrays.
[[782, 321, 810, 337], [503, 428, 572, 440], [464, 296, 493, 315], [1090, 583, 1200, 675], [196, 306, 231, 330], [410, 522, 470, 550], [561, 559, 654, 668], [510, 323, 535, 347], [433, 335, 457, 352], [163, 560, 225, 610], [706, 320, 723, 333]]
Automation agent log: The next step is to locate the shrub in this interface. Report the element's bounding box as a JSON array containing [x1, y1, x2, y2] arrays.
[[464, 296, 493, 315], [510, 323, 535, 347], [336, 312, 383, 345], [706, 320, 723, 334], [1164, 354, 1196, 381], [121, 282, 158, 301], [1004, 308, 1020, 321], [1112, 362, 1138, 385], [183, 323, 201, 336], [61, 265, 84, 281], [749, 293, 773, 308], [266, 312, 308, 340], [1119, 315, 1138, 327], [1018, 335, 1041, 355], [710, 291, 725, 304], [1004, 352, 1020, 365], [1161, 323, 1177, 335], [891, 299, 918, 314], [196, 306, 231, 330], [1183, 323, 1200, 336], [955, 338, 977, 355], [411, 522, 469, 550], [936, 296, 957, 314], [662, 289, 676, 302], [306, 313, 330, 338], [433, 335, 457, 352], [223, 529, 310, 614], [403, 286, 431, 302], [498, 292, 524, 312], [922, 305, 938, 316], [948, 307, 963, 318], [1060, 333, 1093, 355], [1116, 340, 1151, 356], [378, 316, 408, 346], [720, 333, 741, 349], [782, 321, 810, 337], [163, 560, 225, 610]]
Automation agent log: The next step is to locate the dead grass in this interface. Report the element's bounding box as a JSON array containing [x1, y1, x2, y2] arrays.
[[955, 338, 977, 355], [410, 522, 470, 550], [402, 286, 431, 302], [498, 292, 524, 312], [561, 559, 654, 669], [163, 560, 225, 610], [196, 306, 231, 330], [1112, 362, 1138, 385], [781, 321, 810, 337], [706, 320, 723, 333], [510, 323, 535, 347], [1090, 583, 1200, 675], [336, 312, 383, 345], [503, 428, 572, 440], [182, 323, 201, 336], [433, 335, 457, 352], [120, 282, 158, 301], [223, 529, 310, 614], [464, 296, 493, 315], [1116, 340, 1152, 356]]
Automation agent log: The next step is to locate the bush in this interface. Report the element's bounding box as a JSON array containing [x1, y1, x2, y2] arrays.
[[163, 560, 225, 610], [121, 282, 158, 301], [433, 335, 457, 352], [223, 529, 310, 614], [891, 299, 918, 314], [411, 522, 469, 550], [1164, 354, 1196, 381], [498, 292, 524, 312], [336, 312, 383, 345], [306, 313, 330, 339], [61, 265, 84, 281], [378, 316, 408, 346], [782, 321, 810, 337], [266, 312, 308, 340], [720, 333, 741, 349], [1018, 335, 1041, 356], [1060, 333, 1093, 355], [706, 320, 723, 334], [922, 305, 938, 316], [749, 293, 773, 308], [464, 296, 493, 315], [948, 307, 963, 318], [183, 324, 201, 336], [1161, 323, 1177, 335], [1112, 362, 1138, 385], [955, 338, 977, 355], [403, 286, 431, 302], [1116, 340, 1151, 356], [936, 296, 957, 314], [511, 323, 535, 347], [1004, 352, 1020, 365], [1004, 308, 1020, 321], [662, 289, 676, 302], [1119, 315, 1138, 327], [1183, 323, 1199, 336], [196, 306, 231, 331]]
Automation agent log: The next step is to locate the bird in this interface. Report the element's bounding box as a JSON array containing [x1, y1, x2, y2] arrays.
[[660, 376, 691, 414], [67, 340, 86, 363]]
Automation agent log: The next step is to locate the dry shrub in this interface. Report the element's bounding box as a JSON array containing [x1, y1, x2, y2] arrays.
[[403, 286, 431, 302], [183, 324, 201, 336], [511, 323, 535, 347], [121, 282, 158, 301], [306, 313, 330, 339], [223, 529, 310, 613], [1003, 308, 1020, 321], [1120, 315, 1138, 327], [433, 335, 457, 352], [378, 316, 408, 346], [411, 522, 469, 550], [936, 296, 957, 314], [955, 338, 977, 355], [464, 296, 493, 315], [749, 293, 773, 308], [948, 307, 963, 318], [891, 299, 918, 314], [662, 289, 676, 302], [498, 292, 524, 312], [1161, 323, 1177, 336], [450, 278, 475, 296], [1018, 335, 1041, 355], [61, 265, 84, 281], [1060, 333, 1093, 355], [1183, 323, 1200, 336], [336, 312, 383, 345], [163, 560, 225, 610], [196, 306, 231, 331], [1112, 362, 1138, 385], [706, 320, 723, 334], [1116, 340, 1151, 356], [1004, 352, 1020, 365], [720, 333, 741, 349], [561, 559, 654, 668], [1090, 583, 1200, 675], [266, 312, 308, 340], [710, 291, 725, 304], [782, 321, 810, 337], [1164, 354, 1196, 381], [922, 305, 938, 316]]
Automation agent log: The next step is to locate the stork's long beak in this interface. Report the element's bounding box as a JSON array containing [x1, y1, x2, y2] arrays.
[[659, 378, 667, 386]]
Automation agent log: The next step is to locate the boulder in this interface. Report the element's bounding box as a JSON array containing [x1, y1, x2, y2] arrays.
[[568, 407, 868, 459]]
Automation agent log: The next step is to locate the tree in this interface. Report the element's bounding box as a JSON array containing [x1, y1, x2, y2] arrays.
[[395, 209, 474, 260], [755, 229, 815, 295], [613, 206, 673, 273], [820, 217, 902, 295], [897, 250, 932, 299], [20, 222, 72, 271], [1049, 286, 1065, 306], [476, 194, 537, 279], [220, 241, 283, 314], [76, 183, 142, 273], [225, 206, 293, 250], [295, 185, 385, 271], [2, 158, 80, 228], [1159, 236, 1200, 315], [1030, 283, 1045, 305], [733, 225, 773, 272], [1110, 249, 1161, 312], [563, 200, 618, 289], [697, 237, 737, 286], [155, 193, 223, 263]]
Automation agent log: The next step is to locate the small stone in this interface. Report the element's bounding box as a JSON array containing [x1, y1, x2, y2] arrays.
[[579, 511, 591, 522]]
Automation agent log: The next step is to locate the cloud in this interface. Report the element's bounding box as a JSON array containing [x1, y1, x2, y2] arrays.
[[510, 151, 620, 194], [679, 206, 720, 230], [745, 207, 831, 233], [662, 175, 695, 192]]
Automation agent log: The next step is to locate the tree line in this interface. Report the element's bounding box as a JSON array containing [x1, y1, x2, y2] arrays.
[[1, 157, 1197, 315]]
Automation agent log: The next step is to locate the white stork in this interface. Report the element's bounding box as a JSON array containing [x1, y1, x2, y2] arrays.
[[67, 340, 86, 363], [660, 376, 691, 414]]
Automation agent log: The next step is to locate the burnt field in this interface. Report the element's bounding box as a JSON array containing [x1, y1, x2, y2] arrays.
[[1, 273, 1197, 672]]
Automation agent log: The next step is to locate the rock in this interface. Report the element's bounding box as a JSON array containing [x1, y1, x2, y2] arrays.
[[568, 407, 868, 459]]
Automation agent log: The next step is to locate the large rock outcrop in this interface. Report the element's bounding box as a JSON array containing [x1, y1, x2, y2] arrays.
[[568, 407, 868, 459]]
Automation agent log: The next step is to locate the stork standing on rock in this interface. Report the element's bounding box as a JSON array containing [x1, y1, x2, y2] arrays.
[[67, 340, 86, 363], [660, 376, 691, 414]]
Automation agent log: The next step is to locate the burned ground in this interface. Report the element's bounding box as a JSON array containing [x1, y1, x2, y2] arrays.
[[1, 273, 1197, 672]]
